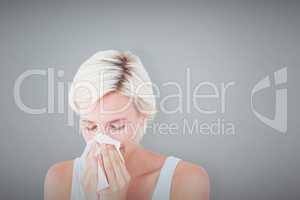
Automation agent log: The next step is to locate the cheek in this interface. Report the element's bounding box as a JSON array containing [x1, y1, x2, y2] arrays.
[[82, 129, 95, 143]]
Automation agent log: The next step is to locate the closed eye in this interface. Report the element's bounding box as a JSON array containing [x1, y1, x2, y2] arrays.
[[87, 124, 98, 131], [111, 124, 125, 131], [108, 119, 126, 132], [81, 120, 98, 132]]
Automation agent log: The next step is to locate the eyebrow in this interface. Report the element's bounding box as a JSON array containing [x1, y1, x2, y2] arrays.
[[108, 118, 126, 124], [81, 117, 126, 125], [81, 119, 95, 124]]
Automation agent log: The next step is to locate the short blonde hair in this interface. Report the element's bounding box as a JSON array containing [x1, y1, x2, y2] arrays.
[[68, 50, 157, 141]]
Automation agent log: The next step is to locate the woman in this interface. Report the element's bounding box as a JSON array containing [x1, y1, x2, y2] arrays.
[[44, 50, 209, 200]]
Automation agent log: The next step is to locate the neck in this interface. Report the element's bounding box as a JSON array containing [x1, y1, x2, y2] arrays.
[[120, 140, 164, 178]]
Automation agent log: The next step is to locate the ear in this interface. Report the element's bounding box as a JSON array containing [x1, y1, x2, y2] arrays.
[[138, 112, 147, 125], [128, 113, 147, 142]]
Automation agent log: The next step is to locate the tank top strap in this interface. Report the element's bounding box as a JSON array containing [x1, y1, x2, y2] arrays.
[[70, 157, 86, 200], [152, 156, 181, 200]]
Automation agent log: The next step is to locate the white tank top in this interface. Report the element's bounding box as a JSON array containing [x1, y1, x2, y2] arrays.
[[70, 156, 181, 200]]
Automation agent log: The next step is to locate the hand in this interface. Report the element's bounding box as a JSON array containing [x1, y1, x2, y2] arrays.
[[81, 142, 100, 200], [98, 144, 131, 200]]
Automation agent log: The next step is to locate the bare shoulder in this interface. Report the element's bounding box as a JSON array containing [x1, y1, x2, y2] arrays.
[[44, 160, 74, 200], [171, 160, 210, 200]]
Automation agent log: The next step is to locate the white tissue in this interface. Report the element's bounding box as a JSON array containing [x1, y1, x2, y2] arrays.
[[81, 133, 124, 191]]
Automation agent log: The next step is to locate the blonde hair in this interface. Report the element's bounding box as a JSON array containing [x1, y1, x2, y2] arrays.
[[68, 50, 157, 142]]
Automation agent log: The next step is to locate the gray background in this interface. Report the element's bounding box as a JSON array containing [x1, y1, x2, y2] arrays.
[[0, 0, 299, 199]]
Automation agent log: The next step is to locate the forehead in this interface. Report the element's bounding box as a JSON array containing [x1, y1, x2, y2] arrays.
[[80, 92, 137, 123]]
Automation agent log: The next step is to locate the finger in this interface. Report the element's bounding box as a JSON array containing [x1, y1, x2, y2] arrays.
[[108, 145, 125, 187], [110, 146, 130, 182], [116, 152, 130, 182], [101, 144, 117, 190]]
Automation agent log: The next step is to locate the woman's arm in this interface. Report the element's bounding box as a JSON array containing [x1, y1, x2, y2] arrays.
[[171, 161, 210, 200], [44, 161, 73, 200]]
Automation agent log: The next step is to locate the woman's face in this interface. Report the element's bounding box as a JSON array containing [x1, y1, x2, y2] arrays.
[[80, 91, 145, 144]]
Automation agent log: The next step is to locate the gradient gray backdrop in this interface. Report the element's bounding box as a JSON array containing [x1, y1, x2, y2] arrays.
[[0, 0, 299, 199]]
